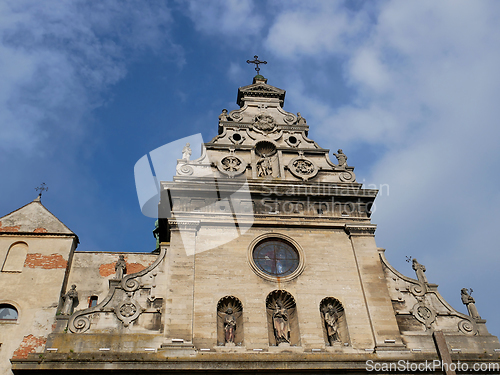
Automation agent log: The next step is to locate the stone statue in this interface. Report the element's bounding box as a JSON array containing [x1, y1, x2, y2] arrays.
[[224, 308, 236, 344], [324, 304, 341, 344], [412, 258, 428, 285], [296, 112, 307, 125], [333, 149, 348, 168], [62, 284, 78, 315], [219, 109, 230, 122], [182, 143, 192, 161], [461, 288, 481, 320], [115, 255, 127, 279], [272, 301, 290, 345], [257, 156, 273, 177]]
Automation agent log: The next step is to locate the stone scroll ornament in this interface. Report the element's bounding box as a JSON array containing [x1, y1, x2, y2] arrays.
[[217, 154, 247, 178], [288, 153, 318, 181], [68, 248, 166, 333]]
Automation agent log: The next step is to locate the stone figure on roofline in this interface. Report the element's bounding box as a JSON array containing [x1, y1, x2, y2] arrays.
[[219, 109, 230, 122], [182, 143, 192, 161], [272, 300, 290, 344], [224, 308, 236, 344], [461, 288, 481, 320], [115, 255, 127, 279], [333, 149, 348, 168], [412, 258, 428, 285], [62, 284, 78, 315], [296, 112, 307, 125]]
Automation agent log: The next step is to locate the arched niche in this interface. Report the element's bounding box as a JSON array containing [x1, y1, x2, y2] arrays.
[[2, 242, 28, 272], [320, 297, 350, 346], [217, 296, 243, 346], [266, 290, 300, 346]]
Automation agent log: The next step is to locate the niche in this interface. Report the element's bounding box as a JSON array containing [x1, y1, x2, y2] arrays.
[[217, 296, 243, 346], [2, 242, 28, 272], [266, 290, 300, 346], [320, 297, 350, 346]]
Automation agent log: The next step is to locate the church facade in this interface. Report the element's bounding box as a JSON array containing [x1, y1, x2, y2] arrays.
[[1, 74, 499, 374]]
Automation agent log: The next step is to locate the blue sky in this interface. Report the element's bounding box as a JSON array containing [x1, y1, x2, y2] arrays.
[[2, 0, 500, 338]]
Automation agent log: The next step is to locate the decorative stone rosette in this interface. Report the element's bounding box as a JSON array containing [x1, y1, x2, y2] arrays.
[[115, 299, 142, 327], [411, 302, 436, 329], [288, 155, 318, 181], [217, 155, 247, 178]]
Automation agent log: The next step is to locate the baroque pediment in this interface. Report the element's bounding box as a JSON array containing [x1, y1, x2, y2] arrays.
[[237, 82, 286, 107]]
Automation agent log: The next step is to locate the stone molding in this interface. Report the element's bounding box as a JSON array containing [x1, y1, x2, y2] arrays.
[[344, 224, 377, 237]]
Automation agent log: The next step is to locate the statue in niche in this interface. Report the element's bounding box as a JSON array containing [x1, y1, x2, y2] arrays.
[[272, 300, 290, 344], [182, 143, 192, 161], [324, 304, 341, 344], [461, 288, 481, 320], [296, 112, 307, 125], [115, 255, 127, 279], [257, 156, 273, 177], [412, 258, 428, 285], [219, 108, 230, 122], [62, 284, 78, 315], [224, 308, 237, 344], [333, 149, 348, 168]]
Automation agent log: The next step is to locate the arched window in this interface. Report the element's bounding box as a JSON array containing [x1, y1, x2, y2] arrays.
[[0, 304, 18, 321], [2, 242, 28, 272]]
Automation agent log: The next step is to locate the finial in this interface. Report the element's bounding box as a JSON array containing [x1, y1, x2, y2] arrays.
[[35, 183, 48, 200], [246, 55, 267, 75]]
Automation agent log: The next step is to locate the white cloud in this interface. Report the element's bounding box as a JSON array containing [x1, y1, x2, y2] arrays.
[[183, 0, 264, 38], [0, 0, 176, 155], [265, 1, 369, 58]]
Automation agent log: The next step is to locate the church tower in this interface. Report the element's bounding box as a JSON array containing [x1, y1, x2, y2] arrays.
[[8, 69, 500, 374]]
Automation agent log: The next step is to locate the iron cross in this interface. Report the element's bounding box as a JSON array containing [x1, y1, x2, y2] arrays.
[[246, 55, 267, 75], [35, 182, 48, 197]]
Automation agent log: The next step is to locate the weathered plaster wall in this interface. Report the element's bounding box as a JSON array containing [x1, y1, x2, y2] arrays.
[[0, 235, 76, 375]]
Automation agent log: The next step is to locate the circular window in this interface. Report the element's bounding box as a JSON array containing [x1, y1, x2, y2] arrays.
[[253, 239, 299, 277], [249, 234, 305, 282]]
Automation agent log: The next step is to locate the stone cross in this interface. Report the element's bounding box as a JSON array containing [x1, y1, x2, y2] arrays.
[[246, 55, 267, 75], [35, 183, 48, 198]]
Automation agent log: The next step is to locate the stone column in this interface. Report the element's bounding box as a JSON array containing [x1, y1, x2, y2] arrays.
[[345, 224, 406, 351]]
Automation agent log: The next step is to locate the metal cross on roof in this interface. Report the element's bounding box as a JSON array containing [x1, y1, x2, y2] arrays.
[[246, 55, 267, 75], [35, 182, 48, 198]]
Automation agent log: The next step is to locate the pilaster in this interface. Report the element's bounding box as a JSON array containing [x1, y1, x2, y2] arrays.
[[345, 224, 407, 352]]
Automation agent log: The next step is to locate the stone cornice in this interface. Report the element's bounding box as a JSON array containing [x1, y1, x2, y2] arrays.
[[168, 220, 201, 232], [345, 224, 377, 236]]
